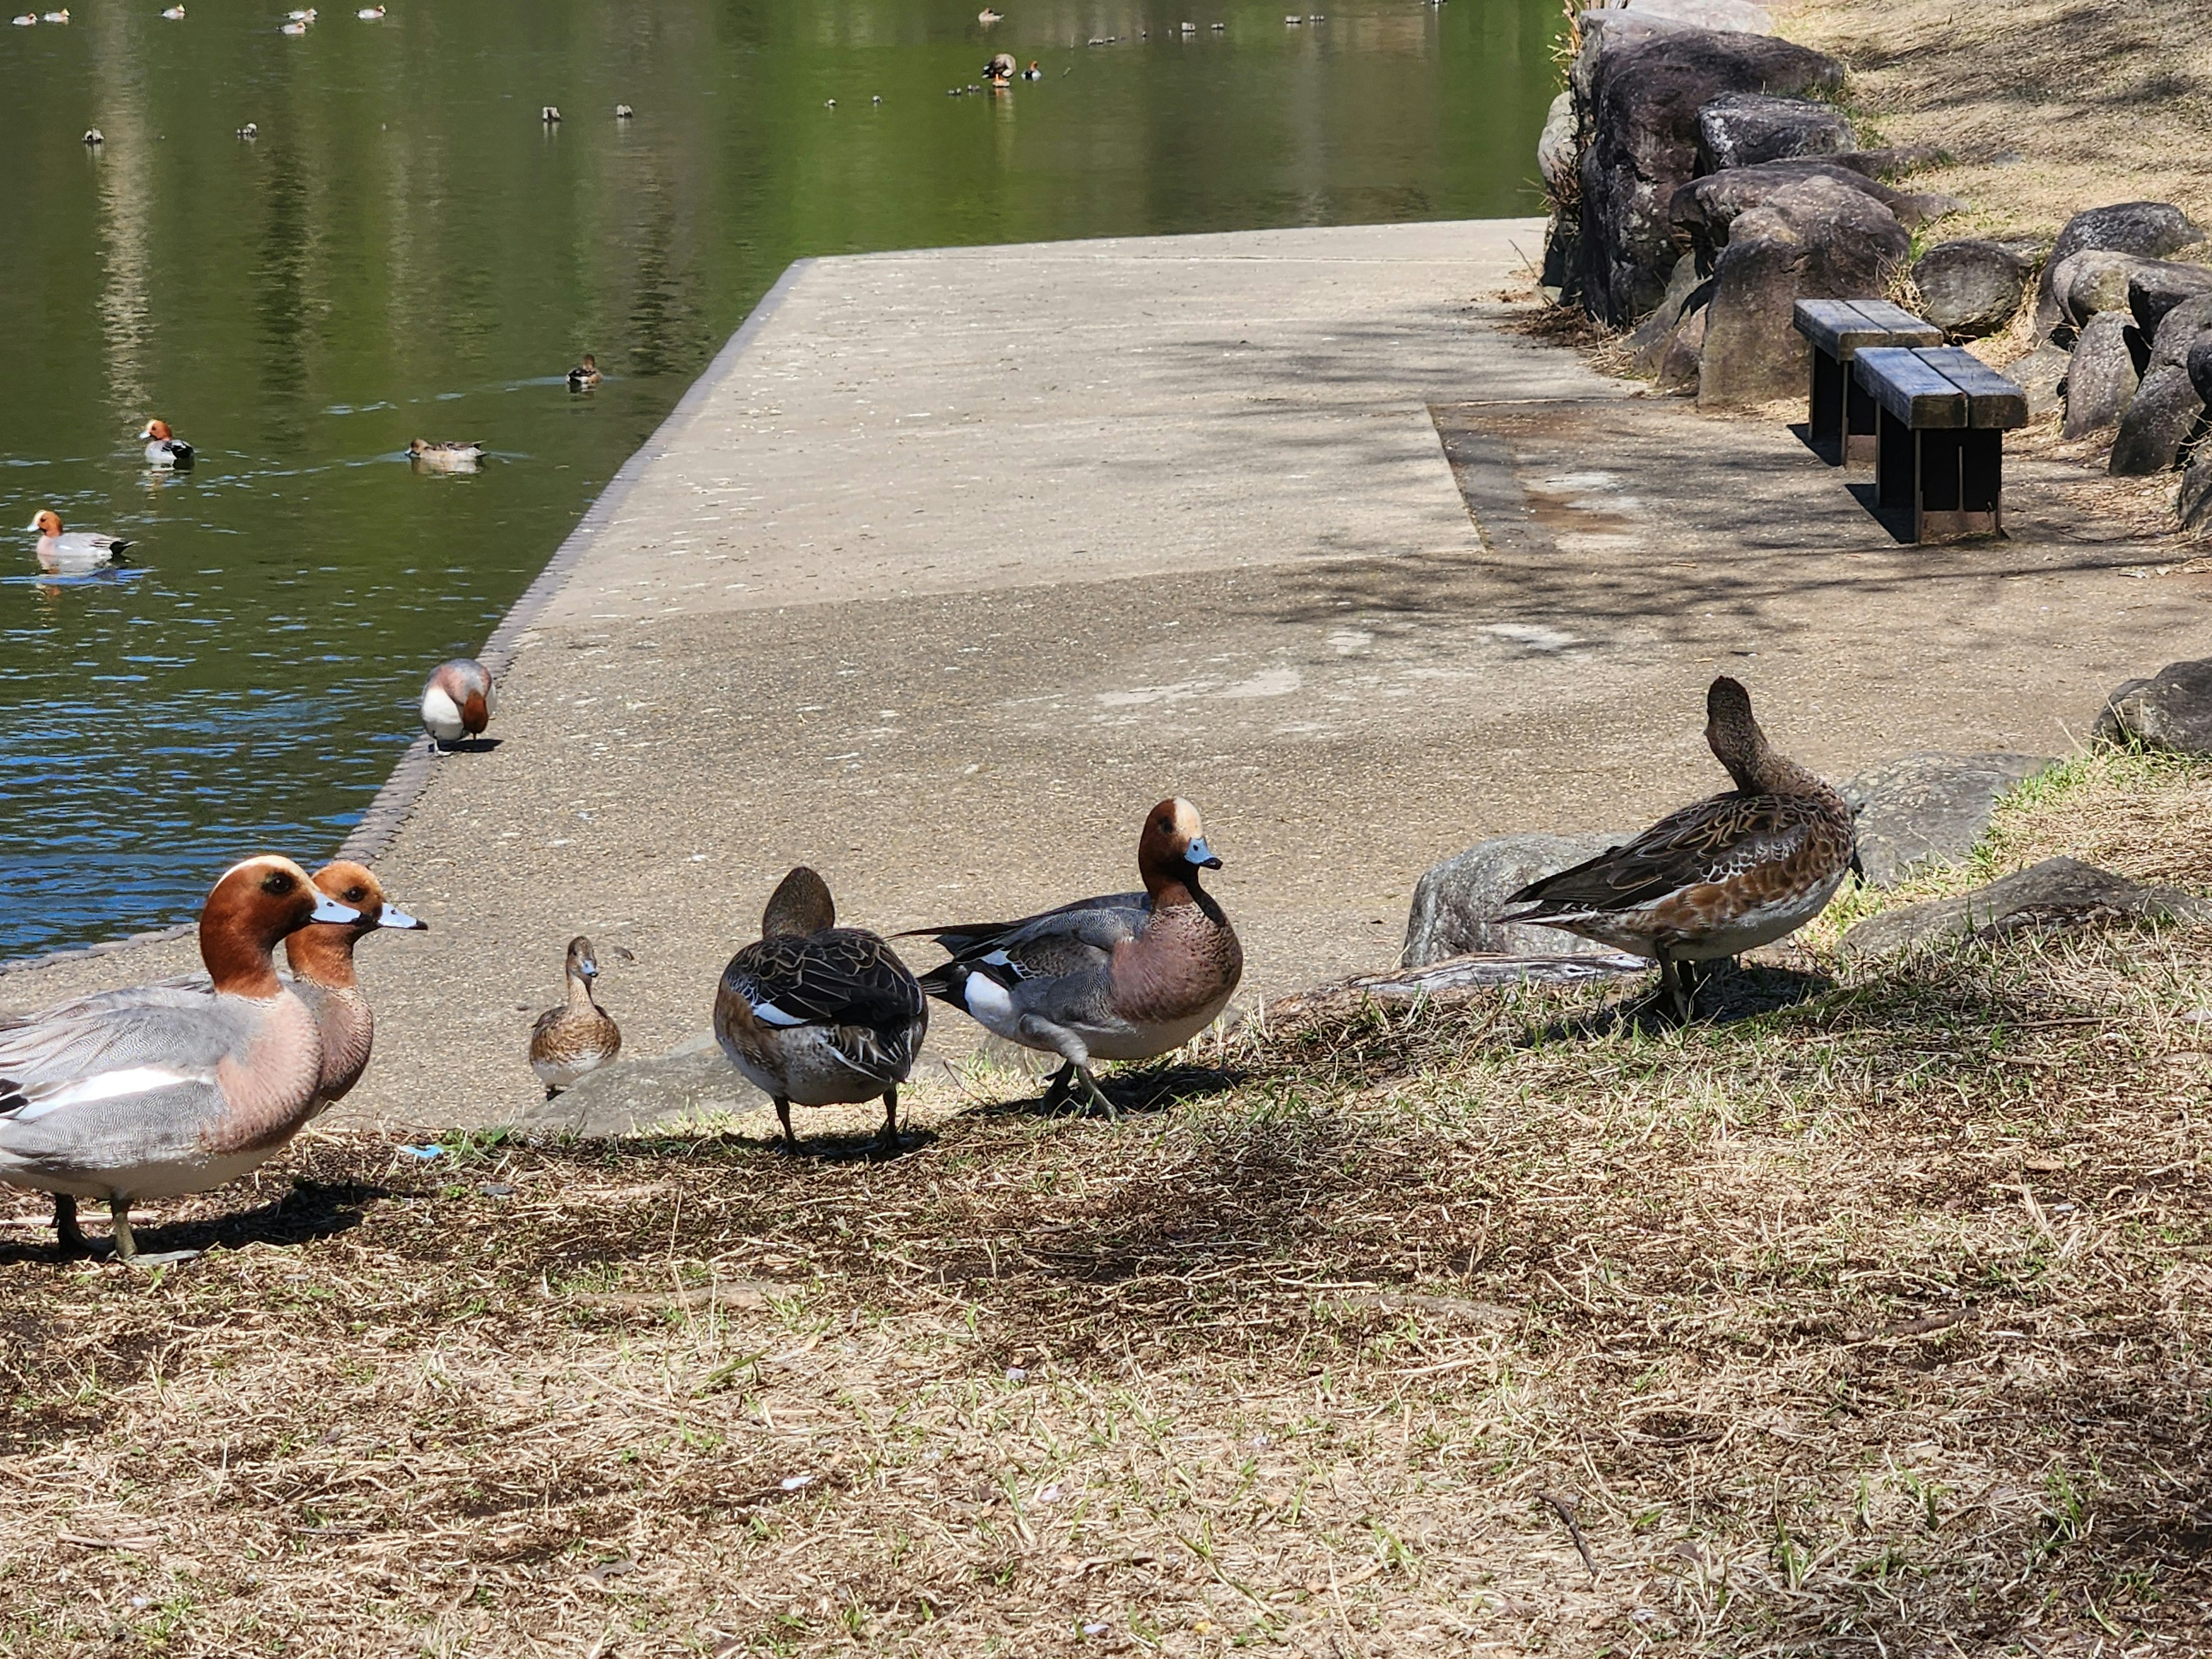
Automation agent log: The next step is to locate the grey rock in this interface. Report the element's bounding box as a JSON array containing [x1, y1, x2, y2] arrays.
[[2191, 335, 2212, 407], [1672, 157, 1934, 269], [1402, 831, 1639, 967], [1844, 856, 2211, 958], [1839, 752, 2053, 887], [2035, 202, 2206, 336], [1695, 90, 1854, 172], [1698, 175, 1912, 410], [2127, 260, 2212, 339], [2056, 250, 2150, 328], [1825, 144, 1948, 180], [2180, 451, 2212, 537], [2109, 367, 2206, 475], [2006, 340, 2071, 419], [2062, 311, 2143, 438], [1572, 25, 1844, 323], [517, 1031, 767, 1139], [1912, 239, 2032, 338], [2094, 658, 2212, 753], [1538, 89, 1578, 198], [2147, 294, 2212, 373], [1654, 301, 1710, 392], [1628, 251, 1709, 368]]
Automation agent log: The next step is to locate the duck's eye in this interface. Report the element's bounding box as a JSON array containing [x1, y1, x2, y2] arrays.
[[344, 887, 368, 903], [262, 872, 295, 895]]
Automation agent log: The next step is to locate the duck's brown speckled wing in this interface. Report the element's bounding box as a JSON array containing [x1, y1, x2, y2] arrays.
[[1503, 793, 1838, 918], [721, 927, 927, 1084]]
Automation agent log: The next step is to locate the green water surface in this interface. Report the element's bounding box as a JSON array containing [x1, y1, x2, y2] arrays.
[[0, 0, 1560, 958]]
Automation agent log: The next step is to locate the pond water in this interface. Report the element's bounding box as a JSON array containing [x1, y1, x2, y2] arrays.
[[0, 0, 1561, 960]]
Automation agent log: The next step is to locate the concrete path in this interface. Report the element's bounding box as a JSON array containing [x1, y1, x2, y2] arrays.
[[6, 218, 2206, 1131]]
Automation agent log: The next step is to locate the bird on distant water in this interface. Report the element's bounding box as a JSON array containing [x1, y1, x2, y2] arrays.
[[714, 867, 928, 1153], [81, 127, 103, 146], [541, 105, 561, 123], [1497, 676, 1861, 1023], [237, 122, 258, 138], [408, 437, 484, 472], [977, 6, 1002, 20], [1021, 59, 1041, 78], [567, 352, 600, 389], [530, 937, 621, 1096], [139, 418, 194, 468], [905, 799, 1242, 1118], [985, 51, 1015, 85], [9, 15, 35, 26], [615, 103, 634, 118], [419, 657, 494, 750], [161, 5, 185, 17], [25, 510, 129, 573]]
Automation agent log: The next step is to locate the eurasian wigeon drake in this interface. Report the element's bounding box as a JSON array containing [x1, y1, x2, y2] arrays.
[[541, 105, 561, 123], [529, 937, 621, 1095], [26, 510, 130, 573], [906, 799, 1243, 1116], [615, 103, 634, 118], [279, 17, 306, 31], [81, 128, 103, 146], [1021, 59, 1042, 78], [282, 862, 426, 1113], [138, 418, 194, 469], [419, 657, 493, 749], [355, 5, 383, 15], [41, 8, 67, 20], [0, 856, 361, 1263], [978, 6, 1002, 20], [408, 438, 483, 472], [567, 353, 600, 389], [9, 15, 35, 26], [714, 867, 928, 1152], [237, 122, 258, 138], [1499, 676, 1861, 1022], [161, 5, 184, 17]]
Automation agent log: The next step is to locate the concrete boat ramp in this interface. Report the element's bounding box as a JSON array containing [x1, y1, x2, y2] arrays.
[[6, 217, 2206, 1131]]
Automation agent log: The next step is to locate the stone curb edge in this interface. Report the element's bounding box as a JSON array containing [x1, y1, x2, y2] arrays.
[[0, 258, 817, 982]]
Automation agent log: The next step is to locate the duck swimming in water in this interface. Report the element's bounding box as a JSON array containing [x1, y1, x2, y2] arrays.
[[1498, 676, 1860, 1023], [408, 438, 484, 472], [138, 418, 194, 469], [567, 353, 600, 389], [25, 510, 130, 573]]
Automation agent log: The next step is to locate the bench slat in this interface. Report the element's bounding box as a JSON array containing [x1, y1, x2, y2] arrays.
[[1793, 298, 1943, 359], [1914, 347, 2028, 430], [1855, 347, 1967, 428]]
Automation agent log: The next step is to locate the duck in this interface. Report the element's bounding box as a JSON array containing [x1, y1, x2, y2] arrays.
[[715, 867, 928, 1153], [0, 856, 361, 1263], [529, 937, 621, 1096], [614, 103, 634, 118], [541, 105, 561, 123], [1498, 676, 1860, 1023], [407, 437, 483, 472], [1021, 59, 1042, 78], [237, 122, 258, 138], [905, 799, 1243, 1117], [977, 6, 1002, 19], [9, 15, 34, 25], [282, 862, 426, 1112], [161, 5, 185, 16], [355, 4, 382, 14], [82, 128, 103, 146], [279, 18, 305, 31], [40, 8, 66, 20], [985, 51, 1015, 84], [138, 418, 195, 469], [285, 6, 314, 16], [419, 656, 493, 749], [566, 353, 600, 390], [26, 510, 130, 573]]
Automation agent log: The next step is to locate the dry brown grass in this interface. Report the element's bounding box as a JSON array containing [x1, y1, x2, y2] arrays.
[[8, 760, 2212, 1656]]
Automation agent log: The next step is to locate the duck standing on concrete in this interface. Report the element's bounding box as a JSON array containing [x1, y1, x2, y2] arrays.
[[25, 510, 129, 573], [408, 438, 483, 472], [1498, 676, 1859, 1022], [530, 937, 621, 1095], [906, 799, 1243, 1117], [567, 353, 600, 390], [419, 657, 494, 750], [138, 418, 194, 469], [282, 862, 426, 1112], [715, 867, 927, 1153], [0, 857, 361, 1263]]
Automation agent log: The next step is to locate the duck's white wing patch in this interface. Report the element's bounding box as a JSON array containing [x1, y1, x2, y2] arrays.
[[958, 973, 1020, 1039], [13, 1066, 212, 1119], [749, 999, 807, 1028]]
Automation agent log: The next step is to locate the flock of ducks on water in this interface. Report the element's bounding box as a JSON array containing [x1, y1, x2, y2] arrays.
[[0, 676, 1858, 1266], [16, 7, 383, 26]]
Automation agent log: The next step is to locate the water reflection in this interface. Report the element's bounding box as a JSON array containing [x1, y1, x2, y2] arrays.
[[0, 0, 1559, 957]]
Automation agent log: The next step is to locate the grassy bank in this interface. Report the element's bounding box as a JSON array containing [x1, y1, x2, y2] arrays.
[[5, 758, 2212, 1656]]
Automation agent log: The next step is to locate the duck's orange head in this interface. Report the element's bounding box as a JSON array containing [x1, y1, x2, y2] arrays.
[[200, 855, 362, 995], [25, 510, 60, 537], [285, 859, 427, 983], [1136, 797, 1221, 896], [141, 418, 174, 441]]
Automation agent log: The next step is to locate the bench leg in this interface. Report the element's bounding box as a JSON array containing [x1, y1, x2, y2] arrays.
[[1876, 406, 1917, 528], [1809, 347, 1844, 463], [1918, 428, 2003, 541], [1844, 361, 1880, 465]]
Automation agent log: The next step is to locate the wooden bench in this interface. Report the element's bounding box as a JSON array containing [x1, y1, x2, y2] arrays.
[[1851, 346, 2029, 541], [1793, 300, 1944, 465]]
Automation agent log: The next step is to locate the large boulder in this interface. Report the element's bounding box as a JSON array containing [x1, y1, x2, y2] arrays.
[[1695, 91, 1854, 172], [1672, 158, 1937, 269], [1573, 24, 1844, 323], [2109, 369, 2205, 475], [1654, 302, 1710, 392], [2034, 202, 2206, 336], [2054, 250, 2151, 328], [2182, 451, 2212, 538], [1825, 144, 1948, 181], [2061, 310, 2144, 438], [1912, 240, 2033, 339], [1539, 89, 1578, 200], [2129, 262, 2212, 338], [1840, 752, 2052, 888], [1698, 175, 1912, 410], [1844, 857, 2211, 958], [1402, 832, 1639, 967], [2093, 660, 2212, 753], [2007, 340, 2071, 420]]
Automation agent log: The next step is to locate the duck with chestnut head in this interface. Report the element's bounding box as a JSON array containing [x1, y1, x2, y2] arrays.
[[25, 510, 130, 573], [904, 798, 1242, 1118], [0, 856, 361, 1263], [138, 418, 194, 468], [420, 657, 494, 750], [281, 862, 427, 1113]]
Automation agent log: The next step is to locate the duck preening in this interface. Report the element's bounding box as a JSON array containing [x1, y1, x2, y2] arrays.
[[419, 657, 494, 749], [905, 798, 1242, 1117], [1498, 676, 1860, 1023], [567, 353, 600, 389], [0, 857, 362, 1263], [139, 418, 194, 468], [715, 867, 927, 1152], [530, 937, 621, 1095], [408, 437, 483, 472], [26, 510, 129, 573], [986, 51, 1016, 84]]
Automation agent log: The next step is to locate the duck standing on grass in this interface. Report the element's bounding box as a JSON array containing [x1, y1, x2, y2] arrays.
[[0, 857, 361, 1264], [419, 657, 494, 749], [25, 510, 130, 573], [1498, 676, 1860, 1023], [715, 867, 927, 1153], [138, 418, 194, 468], [530, 937, 621, 1096], [905, 798, 1242, 1118]]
